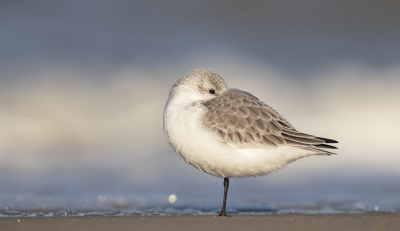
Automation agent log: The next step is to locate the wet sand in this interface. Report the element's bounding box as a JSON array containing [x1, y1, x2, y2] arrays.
[[1, 213, 399, 231]]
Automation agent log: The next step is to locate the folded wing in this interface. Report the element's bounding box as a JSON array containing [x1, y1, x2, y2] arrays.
[[202, 89, 338, 155]]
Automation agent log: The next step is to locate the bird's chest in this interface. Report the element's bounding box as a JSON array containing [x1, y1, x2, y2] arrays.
[[165, 103, 222, 163], [164, 102, 211, 156]]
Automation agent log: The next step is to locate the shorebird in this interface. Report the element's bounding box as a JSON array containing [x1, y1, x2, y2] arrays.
[[163, 68, 338, 216]]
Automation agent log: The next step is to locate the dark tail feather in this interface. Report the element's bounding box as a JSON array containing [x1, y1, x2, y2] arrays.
[[315, 144, 338, 149], [317, 137, 338, 143]]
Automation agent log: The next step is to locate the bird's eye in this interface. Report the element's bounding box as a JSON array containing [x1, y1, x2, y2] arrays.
[[209, 89, 215, 94]]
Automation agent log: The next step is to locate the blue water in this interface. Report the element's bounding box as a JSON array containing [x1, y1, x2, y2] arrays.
[[1, 162, 400, 217]]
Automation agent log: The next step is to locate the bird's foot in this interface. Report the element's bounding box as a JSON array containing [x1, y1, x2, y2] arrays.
[[218, 212, 231, 217]]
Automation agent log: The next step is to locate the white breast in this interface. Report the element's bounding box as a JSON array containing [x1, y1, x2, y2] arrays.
[[163, 93, 317, 178]]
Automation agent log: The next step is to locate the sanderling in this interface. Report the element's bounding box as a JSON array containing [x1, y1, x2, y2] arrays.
[[163, 68, 338, 216]]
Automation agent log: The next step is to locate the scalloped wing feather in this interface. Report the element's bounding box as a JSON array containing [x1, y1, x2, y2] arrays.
[[202, 89, 337, 155]]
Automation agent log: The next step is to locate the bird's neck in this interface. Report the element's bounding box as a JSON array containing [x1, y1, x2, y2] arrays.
[[167, 91, 203, 109]]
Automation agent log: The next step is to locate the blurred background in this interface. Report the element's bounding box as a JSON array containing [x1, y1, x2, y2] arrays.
[[1, 0, 400, 214]]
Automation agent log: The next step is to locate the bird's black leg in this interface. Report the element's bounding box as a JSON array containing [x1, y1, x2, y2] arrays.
[[219, 177, 230, 217]]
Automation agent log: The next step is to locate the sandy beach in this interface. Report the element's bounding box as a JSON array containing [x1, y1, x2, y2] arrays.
[[1, 213, 399, 231]]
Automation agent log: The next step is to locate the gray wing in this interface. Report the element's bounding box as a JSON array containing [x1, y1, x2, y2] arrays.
[[202, 89, 338, 155]]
